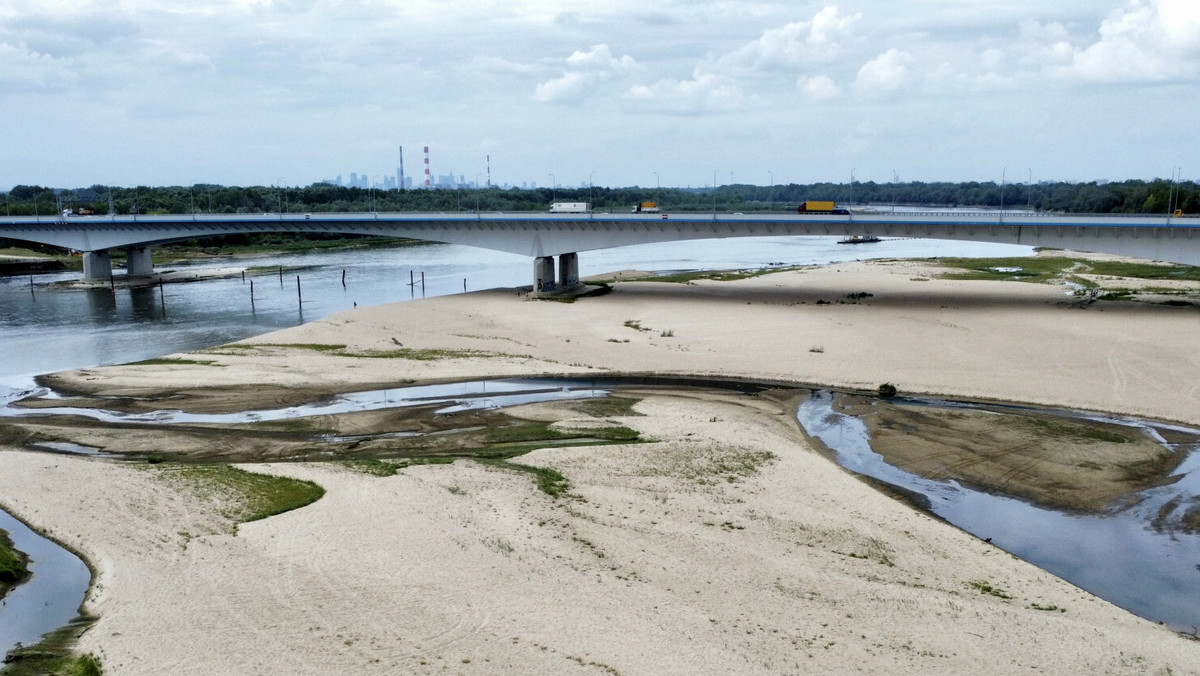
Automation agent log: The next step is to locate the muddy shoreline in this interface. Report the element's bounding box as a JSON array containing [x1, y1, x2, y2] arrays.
[[5, 374, 1192, 521]]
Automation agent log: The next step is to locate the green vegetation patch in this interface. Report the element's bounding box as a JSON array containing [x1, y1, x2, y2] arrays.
[[154, 464, 324, 523], [1, 615, 100, 676], [932, 257, 1080, 284], [483, 421, 640, 448], [340, 457, 457, 476], [0, 528, 30, 589], [629, 267, 791, 284], [969, 580, 1014, 600], [933, 256, 1200, 287], [217, 342, 494, 361], [240, 342, 348, 352], [1085, 260, 1200, 282], [129, 357, 221, 367], [349, 347, 495, 360], [567, 396, 644, 418]]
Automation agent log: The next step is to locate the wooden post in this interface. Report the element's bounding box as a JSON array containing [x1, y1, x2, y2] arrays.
[[242, 269, 245, 283], [463, 278, 467, 293], [296, 275, 302, 305], [342, 269, 346, 287], [279, 266, 283, 286]]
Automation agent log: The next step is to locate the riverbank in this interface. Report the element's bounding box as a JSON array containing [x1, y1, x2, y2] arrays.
[[3, 254, 1200, 673]]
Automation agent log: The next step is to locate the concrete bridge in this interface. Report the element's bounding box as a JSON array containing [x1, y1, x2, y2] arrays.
[[1, 210, 1198, 290]]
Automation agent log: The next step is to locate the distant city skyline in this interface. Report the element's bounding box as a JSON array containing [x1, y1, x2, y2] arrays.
[[3, 1, 1198, 190]]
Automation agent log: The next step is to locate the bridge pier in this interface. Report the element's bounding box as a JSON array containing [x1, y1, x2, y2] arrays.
[[126, 246, 154, 277], [533, 253, 581, 293], [534, 256, 556, 292], [82, 251, 112, 281], [558, 252, 579, 288], [82, 246, 155, 282]]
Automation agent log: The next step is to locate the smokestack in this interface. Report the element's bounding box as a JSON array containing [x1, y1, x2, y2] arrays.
[[423, 146, 431, 188], [486, 154, 491, 188]]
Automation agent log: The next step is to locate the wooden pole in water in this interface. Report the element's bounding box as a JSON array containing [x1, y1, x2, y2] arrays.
[[296, 275, 302, 305], [421, 271, 425, 293], [241, 269, 245, 283], [409, 270, 414, 286], [342, 269, 346, 287], [279, 266, 283, 286], [250, 279, 255, 312], [463, 278, 467, 293]]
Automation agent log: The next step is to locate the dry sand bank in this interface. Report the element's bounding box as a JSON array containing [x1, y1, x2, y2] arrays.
[[3, 257, 1200, 674]]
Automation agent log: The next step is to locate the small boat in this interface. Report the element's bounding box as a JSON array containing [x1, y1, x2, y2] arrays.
[[837, 235, 881, 244]]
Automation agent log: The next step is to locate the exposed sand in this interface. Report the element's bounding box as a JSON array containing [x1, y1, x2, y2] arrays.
[[3, 256, 1200, 674]]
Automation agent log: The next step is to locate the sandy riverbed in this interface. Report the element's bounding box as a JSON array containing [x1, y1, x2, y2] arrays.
[[3, 256, 1200, 674]]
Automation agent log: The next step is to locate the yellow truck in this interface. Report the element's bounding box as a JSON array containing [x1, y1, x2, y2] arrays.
[[797, 201, 848, 214]]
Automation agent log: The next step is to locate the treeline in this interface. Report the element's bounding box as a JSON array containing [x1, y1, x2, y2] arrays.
[[3, 178, 1197, 216]]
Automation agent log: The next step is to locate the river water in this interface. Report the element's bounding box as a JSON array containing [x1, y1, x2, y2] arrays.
[[796, 391, 1200, 632], [1, 234, 1044, 656]]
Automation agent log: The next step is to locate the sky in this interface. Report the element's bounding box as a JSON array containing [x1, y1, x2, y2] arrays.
[[2, 0, 1199, 190]]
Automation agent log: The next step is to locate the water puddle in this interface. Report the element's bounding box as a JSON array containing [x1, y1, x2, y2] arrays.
[[797, 390, 1200, 632]]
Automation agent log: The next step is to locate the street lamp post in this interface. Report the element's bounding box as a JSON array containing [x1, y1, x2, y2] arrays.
[[549, 173, 556, 202], [767, 170, 773, 210], [1000, 167, 1007, 214], [589, 170, 596, 206], [653, 171, 660, 206]]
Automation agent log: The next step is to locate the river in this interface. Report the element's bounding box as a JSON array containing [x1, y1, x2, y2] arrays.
[[2, 234, 1040, 657]]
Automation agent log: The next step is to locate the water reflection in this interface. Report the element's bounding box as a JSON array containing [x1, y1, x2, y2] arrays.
[[797, 390, 1200, 631], [83, 288, 116, 322]]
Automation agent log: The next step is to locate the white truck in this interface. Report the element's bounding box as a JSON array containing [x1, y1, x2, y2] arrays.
[[549, 202, 590, 213]]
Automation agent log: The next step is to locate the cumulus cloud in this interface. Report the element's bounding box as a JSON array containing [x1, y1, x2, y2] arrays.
[[1055, 0, 1200, 82], [853, 48, 912, 94], [534, 43, 639, 102], [797, 74, 840, 100], [717, 6, 861, 72], [534, 72, 586, 102], [625, 73, 745, 114], [0, 41, 77, 91]]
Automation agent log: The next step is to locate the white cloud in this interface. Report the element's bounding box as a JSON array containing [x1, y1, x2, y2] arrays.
[[0, 41, 77, 91], [626, 73, 745, 114], [534, 72, 586, 102], [798, 74, 840, 100], [853, 48, 912, 94], [1055, 0, 1200, 82], [533, 43, 640, 102], [718, 6, 861, 72]]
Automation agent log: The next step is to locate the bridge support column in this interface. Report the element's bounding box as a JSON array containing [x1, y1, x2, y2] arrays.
[[533, 256, 556, 292], [125, 246, 154, 277], [558, 252, 579, 288], [82, 251, 112, 282]]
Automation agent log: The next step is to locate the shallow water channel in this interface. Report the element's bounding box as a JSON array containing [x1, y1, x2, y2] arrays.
[[0, 508, 90, 658], [5, 376, 1200, 640], [796, 390, 1200, 632]]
